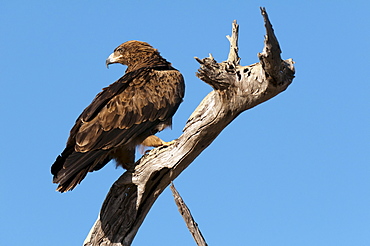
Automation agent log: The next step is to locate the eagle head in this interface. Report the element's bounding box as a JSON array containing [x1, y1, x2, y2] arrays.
[[106, 41, 167, 71]]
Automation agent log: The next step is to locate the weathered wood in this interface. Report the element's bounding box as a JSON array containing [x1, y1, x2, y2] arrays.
[[84, 8, 295, 246], [170, 183, 208, 246], [226, 20, 240, 66]]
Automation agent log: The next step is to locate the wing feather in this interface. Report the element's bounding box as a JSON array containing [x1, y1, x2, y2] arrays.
[[74, 67, 184, 153]]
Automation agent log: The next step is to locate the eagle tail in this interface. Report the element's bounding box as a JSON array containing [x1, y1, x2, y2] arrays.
[[51, 147, 111, 192]]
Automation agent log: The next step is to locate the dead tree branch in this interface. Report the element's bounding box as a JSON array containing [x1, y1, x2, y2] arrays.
[[83, 7, 295, 246], [170, 183, 208, 246]]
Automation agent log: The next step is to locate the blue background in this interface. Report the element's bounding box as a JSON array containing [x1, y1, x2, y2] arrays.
[[1, 1, 370, 245]]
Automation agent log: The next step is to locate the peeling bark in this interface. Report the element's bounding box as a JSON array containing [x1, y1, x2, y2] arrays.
[[83, 7, 295, 246]]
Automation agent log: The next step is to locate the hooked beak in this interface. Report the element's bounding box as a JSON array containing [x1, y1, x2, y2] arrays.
[[105, 52, 120, 68]]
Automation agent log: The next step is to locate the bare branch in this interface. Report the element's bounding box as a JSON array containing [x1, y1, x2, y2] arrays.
[[226, 20, 240, 66], [170, 183, 208, 246], [84, 8, 295, 246], [258, 7, 295, 86]]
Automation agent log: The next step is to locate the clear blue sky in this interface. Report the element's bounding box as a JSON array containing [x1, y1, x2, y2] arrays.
[[1, 1, 370, 245]]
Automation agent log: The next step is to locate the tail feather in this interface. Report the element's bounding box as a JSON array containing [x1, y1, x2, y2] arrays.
[[51, 147, 111, 192]]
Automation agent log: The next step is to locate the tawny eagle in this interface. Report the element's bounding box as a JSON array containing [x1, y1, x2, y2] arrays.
[[51, 41, 185, 192]]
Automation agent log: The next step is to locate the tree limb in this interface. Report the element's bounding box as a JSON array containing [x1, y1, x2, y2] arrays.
[[170, 183, 208, 246], [83, 8, 295, 246], [226, 20, 240, 66]]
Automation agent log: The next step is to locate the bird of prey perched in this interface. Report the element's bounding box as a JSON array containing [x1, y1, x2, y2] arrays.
[[51, 41, 185, 192]]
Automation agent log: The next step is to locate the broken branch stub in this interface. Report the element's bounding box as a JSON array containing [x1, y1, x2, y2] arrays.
[[84, 8, 295, 246], [170, 183, 208, 246]]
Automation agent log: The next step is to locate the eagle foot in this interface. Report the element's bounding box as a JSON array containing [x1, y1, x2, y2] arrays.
[[141, 135, 176, 148]]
